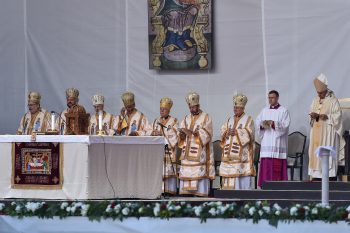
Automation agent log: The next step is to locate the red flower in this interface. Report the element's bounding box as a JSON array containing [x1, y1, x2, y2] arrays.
[[161, 204, 167, 210], [342, 212, 348, 219]]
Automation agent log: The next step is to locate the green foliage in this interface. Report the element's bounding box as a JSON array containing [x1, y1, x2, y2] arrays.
[[0, 200, 349, 227]]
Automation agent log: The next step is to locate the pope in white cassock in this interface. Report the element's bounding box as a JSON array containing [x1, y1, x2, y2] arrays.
[[308, 73, 344, 180], [178, 92, 215, 196], [88, 94, 114, 135], [219, 94, 255, 190], [256, 90, 290, 187], [150, 97, 179, 194]]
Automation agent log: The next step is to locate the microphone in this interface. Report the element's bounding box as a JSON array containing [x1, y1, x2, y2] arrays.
[[51, 111, 75, 135]]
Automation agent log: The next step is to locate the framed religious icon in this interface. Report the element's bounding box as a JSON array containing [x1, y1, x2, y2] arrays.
[[12, 142, 63, 189], [148, 0, 213, 70]]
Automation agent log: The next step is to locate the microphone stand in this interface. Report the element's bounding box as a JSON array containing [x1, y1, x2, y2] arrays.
[[51, 111, 75, 135], [159, 122, 177, 197], [116, 110, 127, 136]]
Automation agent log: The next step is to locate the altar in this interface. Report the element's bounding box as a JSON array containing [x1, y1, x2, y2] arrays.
[[0, 135, 164, 199]]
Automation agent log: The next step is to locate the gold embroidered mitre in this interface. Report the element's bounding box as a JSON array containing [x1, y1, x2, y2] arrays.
[[160, 97, 173, 110], [28, 91, 41, 104], [186, 92, 200, 107], [66, 87, 79, 99], [121, 91, 135, 106], [91, 94, 104, 106], [233, 94, 248, 107], [313, 73, 328, 92]]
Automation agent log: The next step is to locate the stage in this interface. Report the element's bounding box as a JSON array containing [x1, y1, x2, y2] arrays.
[[0, 196, 350, 233], [0, 217, 348, 233]]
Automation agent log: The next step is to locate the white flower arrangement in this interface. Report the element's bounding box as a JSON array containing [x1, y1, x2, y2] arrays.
[[290, 207, 298, 216], [0, 200, 349, 227], [122, 207, 130, 216], [60, 202, 69, 210], [258, 210, 264, 216], [346, 205, 350, 212], [138, 207, 144, 214], [273, 203, 282, 211], [193, 206, 202, 217], [262, 206, 271, 214], [248, 206, 256, 216], [81, 204, 90, 216], [218, 205, 229, 214], [105, 204, 113, 213], [153, 203, 160, 216], [70, 206, 77, 214], [115, 204, 121, 214], [0, 203, 5, 211], [25, 202, 44, 213], [208, 207, 217, 216], [15, 205, 22, 213]]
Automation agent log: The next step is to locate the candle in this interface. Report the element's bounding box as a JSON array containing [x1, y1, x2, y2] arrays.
[[98, 111, 103, 131], [51, 113, 55, 131]]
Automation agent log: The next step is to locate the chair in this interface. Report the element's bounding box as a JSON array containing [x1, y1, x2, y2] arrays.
[[287, 131, 307, 181], [254, 142, 261, 189]]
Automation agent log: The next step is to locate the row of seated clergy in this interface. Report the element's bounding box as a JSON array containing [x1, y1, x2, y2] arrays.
[[17, 88, 89, 135], [17, 89, 150, 136]]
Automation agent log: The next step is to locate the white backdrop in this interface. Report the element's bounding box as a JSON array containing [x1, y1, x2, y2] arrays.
[[0, 0, 349, 140]]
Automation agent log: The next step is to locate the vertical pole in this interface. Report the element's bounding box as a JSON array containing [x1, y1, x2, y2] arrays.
[[321, 154, 329, 206]]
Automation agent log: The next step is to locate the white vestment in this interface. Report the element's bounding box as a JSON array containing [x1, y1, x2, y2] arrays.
[[308, 92, 344, 178], [256, 105, 291, 159], [88, 111, 114, 135]]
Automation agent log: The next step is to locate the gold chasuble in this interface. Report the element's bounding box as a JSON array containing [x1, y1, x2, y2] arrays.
[[219, 114, 255, 189], [113, 109, 151, 136], [178, 111, 215, 196], [17, 109, 50, 135], [152, 116, 179, 194]]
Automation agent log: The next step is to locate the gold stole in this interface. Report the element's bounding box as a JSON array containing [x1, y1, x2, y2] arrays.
[[156, 117, 176, 163], [221, 114, 245, 162], [181, 113, 205, 162], [309, 98, 331, 170], [27, 112, 40, 135]]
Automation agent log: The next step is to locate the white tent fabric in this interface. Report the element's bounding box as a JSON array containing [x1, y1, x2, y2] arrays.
[[0, 0, 349, 140]]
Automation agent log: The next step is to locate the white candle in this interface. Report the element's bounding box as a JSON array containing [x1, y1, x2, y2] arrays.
[[51, 113, 55, 131], [98, 111, 103, 131]]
